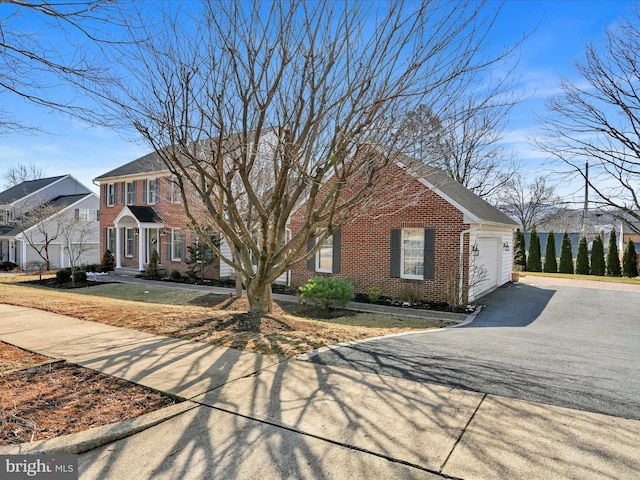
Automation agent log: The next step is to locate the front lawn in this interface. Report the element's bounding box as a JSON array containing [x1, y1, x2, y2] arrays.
[[0, 276, 455, 358]]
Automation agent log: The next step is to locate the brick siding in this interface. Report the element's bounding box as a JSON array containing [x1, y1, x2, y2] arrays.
[[98, 176, 220, 278], [290, 164, 471, 304]]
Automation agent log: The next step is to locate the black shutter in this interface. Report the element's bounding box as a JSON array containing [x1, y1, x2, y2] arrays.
[[102, 184, 107, 206], [424, 229, 435, 280], [332, 229, 341, 273], [307, 239, 315, 271], [390, 229, 401, 277], [142, 180, 147, 204], [120, 182, 125, 205], [74, 209, 79, 220]]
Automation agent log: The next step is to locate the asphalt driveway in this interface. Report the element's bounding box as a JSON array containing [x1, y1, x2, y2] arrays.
[[303, 282, 640, 420]]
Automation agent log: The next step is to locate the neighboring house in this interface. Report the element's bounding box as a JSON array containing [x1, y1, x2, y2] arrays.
[[290, 158, 518, 304], [0, 175, 100, 269]]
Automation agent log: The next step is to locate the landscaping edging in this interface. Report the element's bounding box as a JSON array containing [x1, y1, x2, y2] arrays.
[[0, 401, 197, 455]]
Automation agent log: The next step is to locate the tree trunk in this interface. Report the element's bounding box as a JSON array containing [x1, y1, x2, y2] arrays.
[[246, 280, 273, 313], [235, 271, 243, 298]]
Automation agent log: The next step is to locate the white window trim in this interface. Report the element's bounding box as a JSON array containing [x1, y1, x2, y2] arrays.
[[171, 228, 184, 261], [315, 235, 333, 273], [401, 228, 424, 280], [78, 209, 98, 221], [126, 181, 135, 205], [125, 228, 135, 257], [169, 176, 181, 203], [106, 227, 116, 253], [147, 178, 159, 205], [107, 183, 116, 206]]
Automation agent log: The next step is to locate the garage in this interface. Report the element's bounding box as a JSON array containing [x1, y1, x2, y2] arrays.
[[472, 236, 500, 298]]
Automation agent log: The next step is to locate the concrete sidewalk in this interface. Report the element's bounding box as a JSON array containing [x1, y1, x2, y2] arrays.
[[1, 304, 639, 479]]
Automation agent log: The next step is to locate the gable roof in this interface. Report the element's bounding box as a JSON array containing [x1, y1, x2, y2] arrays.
[[94, 151, 168, 181], [0, 193, 95, 237], [127, 206, 164, 223], [405, 160, 518, 226], [0, 176, 67, 204]]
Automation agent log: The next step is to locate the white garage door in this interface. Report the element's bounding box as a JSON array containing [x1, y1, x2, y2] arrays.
[[472, 237, 499, 298]]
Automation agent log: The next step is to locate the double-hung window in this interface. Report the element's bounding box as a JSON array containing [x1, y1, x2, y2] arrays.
[[125, 228, 136, 257], [390, 228, 435, 280], [126, 181, 136, 205], [171, 229, 185, 261], [316, 236, 334, 273], [105, 228, 116, 253], [168, 176, 181, 203], [307, 230, 341, 273], [76, 209, 98, 221], [107, 183, 116, 206], [148, 178, 159, 204], [402, 229, 425, 279]]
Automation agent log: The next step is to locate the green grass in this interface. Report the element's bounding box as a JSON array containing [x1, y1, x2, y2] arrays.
[[520, 271, 640, 284]]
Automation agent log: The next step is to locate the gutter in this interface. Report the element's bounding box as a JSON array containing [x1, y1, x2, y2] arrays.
[[459, 224, 482, 306]]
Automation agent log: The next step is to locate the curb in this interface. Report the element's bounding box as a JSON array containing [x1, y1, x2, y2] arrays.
[[0, 400, 198, 455], [296, 307, 479, 362]]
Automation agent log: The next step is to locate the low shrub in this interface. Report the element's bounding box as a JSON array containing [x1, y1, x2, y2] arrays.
[[73, 270, 87, 283], [299, 277, 354, 310], [169, 269, 182, 281], [56, 269, 72, 283], [367, 287, 384, 302]]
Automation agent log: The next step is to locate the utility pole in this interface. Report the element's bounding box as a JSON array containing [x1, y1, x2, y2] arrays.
[[581, 161, 589, 236]]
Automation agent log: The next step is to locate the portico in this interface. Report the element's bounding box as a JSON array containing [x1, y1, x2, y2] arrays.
[[112, 206, 164, 271]]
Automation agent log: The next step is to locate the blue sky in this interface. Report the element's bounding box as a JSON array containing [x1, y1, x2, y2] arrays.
[[0, 0, 634, 196]]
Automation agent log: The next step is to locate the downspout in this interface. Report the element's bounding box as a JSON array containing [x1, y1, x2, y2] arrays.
[[459, 224, 482, 306]]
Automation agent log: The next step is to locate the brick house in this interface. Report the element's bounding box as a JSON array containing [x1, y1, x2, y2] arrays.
[[94, 152, 221, 278], [290, 160, 518, 304], [96, 141, 516, 303]]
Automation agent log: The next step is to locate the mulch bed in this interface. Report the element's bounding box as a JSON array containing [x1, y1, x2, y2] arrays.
[[0, 342, 176, 445]]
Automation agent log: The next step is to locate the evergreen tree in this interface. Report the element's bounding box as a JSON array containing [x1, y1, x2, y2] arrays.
[[543, 231, 557, 273], [526, 225, 542, 272], [606, 229, 621, 276], [559, 231, 574, 274], [575, 236, 590, 274], [513, 229, 526, 270], [590, 235, 605, 276], [100, 249, 115, 272], [622, 238, 638, 278]]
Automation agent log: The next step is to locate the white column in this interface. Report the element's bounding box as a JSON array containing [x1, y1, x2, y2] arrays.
[[138, 227, 145, 271], [115, 226, 122, 268]]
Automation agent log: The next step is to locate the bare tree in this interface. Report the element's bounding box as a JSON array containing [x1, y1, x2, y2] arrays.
[[13, 202, 62, 270], [88, 0, 512, 313], [58, 208, 99, 285], [398, 53, 525, 200], [498, 174, 560, 231], [0, 0, 128, 132], [3, 162, 45, 188], [537, 4, 640, 233]]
